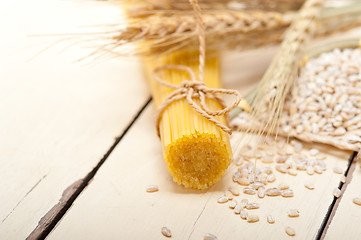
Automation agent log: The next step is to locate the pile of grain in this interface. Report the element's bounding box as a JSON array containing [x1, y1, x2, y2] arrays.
[[231, 47, 361, 151]]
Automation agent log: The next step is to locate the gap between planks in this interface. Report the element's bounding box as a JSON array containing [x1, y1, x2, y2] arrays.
[[316, 151, 358, 240], [26, 98, 152, 240]]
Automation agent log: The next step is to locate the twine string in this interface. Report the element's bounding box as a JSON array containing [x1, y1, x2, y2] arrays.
[[153, 0, 242, 137], [153, 65, 242, 137]]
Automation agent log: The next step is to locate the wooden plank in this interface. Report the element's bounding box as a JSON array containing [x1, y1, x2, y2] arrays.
[[0, 0, 150, 239], [46, 100, 352, 239], [46, 28, 361, 239], [324, 155, 361, 240]]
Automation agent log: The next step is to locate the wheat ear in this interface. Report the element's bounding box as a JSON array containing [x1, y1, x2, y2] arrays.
[[245, 0, 324, 140]]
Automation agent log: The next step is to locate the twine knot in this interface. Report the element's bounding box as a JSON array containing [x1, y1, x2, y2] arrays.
[[180, 80, 205, 89], [153, 64, 242, 137]]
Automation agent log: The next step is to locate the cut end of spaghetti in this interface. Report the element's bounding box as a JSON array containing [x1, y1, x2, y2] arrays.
[[165, 132, 232, 189]]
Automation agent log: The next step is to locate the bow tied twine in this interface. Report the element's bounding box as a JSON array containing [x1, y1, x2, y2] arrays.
[[153, 64, 243, 137]]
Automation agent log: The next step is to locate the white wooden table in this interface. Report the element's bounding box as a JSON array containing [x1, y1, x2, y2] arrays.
[[1, 1, 361, 239]]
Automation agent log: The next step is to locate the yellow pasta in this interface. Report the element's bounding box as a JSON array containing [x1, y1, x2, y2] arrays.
[[144, 51, 232, 189]]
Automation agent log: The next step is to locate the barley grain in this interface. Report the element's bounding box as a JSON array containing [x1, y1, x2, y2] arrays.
[[237, 178, 250, 186], [285, 226, 296, 236], [244, 187, 257, 195], [266, 187, 281, 197], [307, 166, 314, 175], [246, 202, 260, 210], [247, 214, 259, 223], [333, 188, 341, 198], [258, 187, 266, 199], [288, 209, 300, 217], [204, 233, 218, 240], [314, 165, 323, 174], [279, 183, 289, 190], [353, 197, 361, 206], [288, 168, 298, 176], [234, 156, 244, 166], [267, 215, 275, 224], [340, 175, 346, 183], [281, 189, 294, 198], [250, 182, 264, 190], [228, 186, 240, 196], [146, 185, 159, 193], [333, 167, 343, 174], [240, 210, 248, 220], [229, 199, 237, 209], [234, 204, 243, 214], [217, 196, 229, 204], [276, 164, 288, 174], [161, 227, 172, 238], [225, 192, 233, 200], [240, 199, 249, 209], [267, 174, 276, 183], [305, 183, 315, 190]]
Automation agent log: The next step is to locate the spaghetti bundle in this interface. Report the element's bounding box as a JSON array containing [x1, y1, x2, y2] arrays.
[[144, 51, 233, 189]]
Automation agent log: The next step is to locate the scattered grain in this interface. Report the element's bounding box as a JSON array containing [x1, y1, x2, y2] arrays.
[[228, 186, 240, 196], [276, 164, 288, 174], [243, 187, 257, 195], [340, 175, 346, 183], [333, 188, 341, 198], [146, 185, 159, 193], [234, 204, 243, 214], [353, 197, 361, 206], [225, 192, 233, 200], [250, 182, 264, 190], [304, 183, 315, 190], [235, 156, 244, 166], [288, 209, 300, 217], [267, 174, 276, 183], [246, 202, 260, 210], [306, 166, 314, 175], [333, 167, 343, 174], [266, 187, 281, 197], [229, 199, 237, 209], [288, 168, 298, 176], [279, 183, 289, 190], [258, 187, 266, 199], [281, 189, 294, 198], [285, 226, 296, 236], [204, 233, 218, 240], [267, 215, 275, 224], [247, 214, 259, 223], [161, 227, 172, 238], [237, 178, 250, 186], [314, 165, 323, 174], [217, 196, 228, 204], [240, 210, 248, 220]]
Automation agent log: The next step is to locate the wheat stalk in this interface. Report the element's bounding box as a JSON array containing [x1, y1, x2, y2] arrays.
[[244, 0, 324, 141], [100, 3, 361, 57], [111, 10, 295, 55], [125, 0, 305, 13]]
